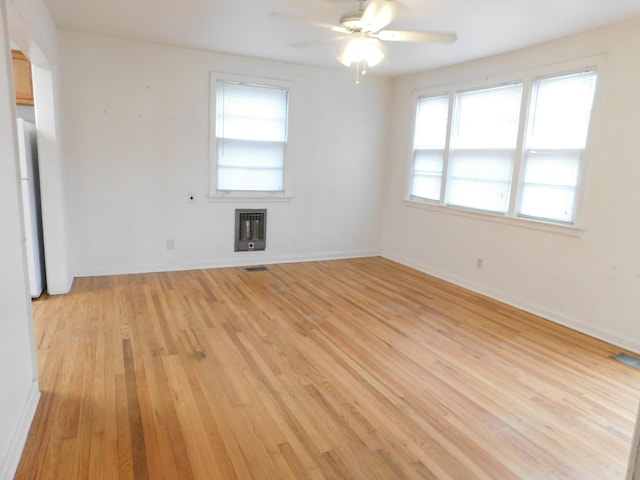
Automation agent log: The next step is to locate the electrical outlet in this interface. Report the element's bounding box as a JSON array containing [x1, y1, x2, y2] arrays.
[[476, 258, 483, 270], [166, 239, 175, 250], [187, 193, 196, 204]]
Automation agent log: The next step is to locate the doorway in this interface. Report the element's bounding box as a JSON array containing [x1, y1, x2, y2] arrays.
[[10, 47, 47, 298]]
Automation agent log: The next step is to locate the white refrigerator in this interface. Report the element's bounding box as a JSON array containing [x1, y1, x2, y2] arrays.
[[17, 118, 46, 297]]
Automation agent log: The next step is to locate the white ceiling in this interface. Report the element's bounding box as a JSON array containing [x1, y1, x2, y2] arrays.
[[43, 0, 640, 76]]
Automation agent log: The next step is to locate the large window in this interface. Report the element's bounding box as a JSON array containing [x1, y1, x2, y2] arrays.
[[409, 67, 597, 227], [518, 71, 597, 223], [412, 95, 449, 202], [211, 75, 290, 195], [447, 83, 522, 213]]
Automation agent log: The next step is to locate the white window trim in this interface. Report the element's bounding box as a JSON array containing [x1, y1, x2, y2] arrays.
[[405, 54, 607, 234], [208, 72, 295, 202], [403, 198, 585, 237]]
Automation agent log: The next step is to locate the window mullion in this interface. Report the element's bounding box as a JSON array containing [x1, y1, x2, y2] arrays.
[[440, 92, 455, 205], [508, 79, 532, 216], [407, 94, 422, 201]]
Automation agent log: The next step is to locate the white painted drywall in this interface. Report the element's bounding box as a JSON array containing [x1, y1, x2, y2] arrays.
[[628, 402, 640, 479], [32, 63, 73, 294], [8, 0, 73, 295], [60, 32, 389, 276], [0, 1, 40, 477], [0, 0, 69, 473], [381, 17, 640, 353]]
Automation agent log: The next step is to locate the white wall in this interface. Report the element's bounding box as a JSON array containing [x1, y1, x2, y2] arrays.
[[1, 0, 68, 474], [382, 17, 640, 353], [32, 63, 72, 294], [8, 0, 73, 294], [60, 32, 389, 276], [628, 402, 640, 478], [0, 1, 42, 477]]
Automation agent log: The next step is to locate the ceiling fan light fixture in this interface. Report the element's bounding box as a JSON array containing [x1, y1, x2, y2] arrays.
[[282, 0, 457, 81], [336, 36, 385, 68]]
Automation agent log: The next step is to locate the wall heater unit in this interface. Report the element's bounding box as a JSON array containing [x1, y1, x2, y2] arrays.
[[235, 209, 266, 252]]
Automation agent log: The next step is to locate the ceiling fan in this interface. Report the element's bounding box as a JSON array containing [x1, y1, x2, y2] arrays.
[[284, 0, 457, 78]]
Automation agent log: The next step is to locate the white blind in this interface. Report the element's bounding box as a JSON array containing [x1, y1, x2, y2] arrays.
[[411, 95, 449, 201], [216, 80, 288, 192], [519, 71, 597, 223], [447, 83, 522, 213]]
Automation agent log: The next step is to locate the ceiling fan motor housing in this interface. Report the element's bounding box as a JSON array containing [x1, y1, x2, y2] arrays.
[[340, 10, 369, 32]]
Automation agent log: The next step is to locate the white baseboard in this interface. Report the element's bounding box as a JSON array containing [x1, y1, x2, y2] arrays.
[[0, 380, 40, 480], [47, 275, 74, 295], [73, 249, 383, 278], [383, 251, 640, 355]]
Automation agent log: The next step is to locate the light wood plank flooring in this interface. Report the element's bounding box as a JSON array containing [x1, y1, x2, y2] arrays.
[[15, 257, 640, 479]]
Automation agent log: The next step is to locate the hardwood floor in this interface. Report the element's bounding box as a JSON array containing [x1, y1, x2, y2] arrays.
[[15, 257, 640, 479]]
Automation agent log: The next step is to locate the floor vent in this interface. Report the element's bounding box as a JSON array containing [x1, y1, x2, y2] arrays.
[[245, 266, 268, 272], [612, 353, 640, 370]]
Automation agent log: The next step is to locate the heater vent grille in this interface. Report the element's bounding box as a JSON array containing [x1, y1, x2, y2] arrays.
[[235, 209, 267, 252], [246, 266, 268, 272], [612, 353, 640, 370]]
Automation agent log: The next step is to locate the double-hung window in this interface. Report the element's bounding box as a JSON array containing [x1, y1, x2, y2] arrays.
[[518, 71, 597, 223], [447, 83, 522, 213], [409, 65, 598, 228], [412, 95, 449, 202], [211, 75, 290, 196]]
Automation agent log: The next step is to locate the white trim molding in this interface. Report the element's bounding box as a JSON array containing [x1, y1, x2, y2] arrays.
[[0, 380, 40, 480]]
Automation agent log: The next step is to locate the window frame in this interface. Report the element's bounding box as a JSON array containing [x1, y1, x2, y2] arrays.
[[406, 56, 604, 234], [515, 69, 598, 225], [411, 94, 452, 203], [208, 72, 295, 202], [446, 81, 524, 214]]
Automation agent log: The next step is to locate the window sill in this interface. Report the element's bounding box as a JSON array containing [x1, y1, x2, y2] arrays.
[[208, 192, 293, 203], [403, 198, 584, 237]]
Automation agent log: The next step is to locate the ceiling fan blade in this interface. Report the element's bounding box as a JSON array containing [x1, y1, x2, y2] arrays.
[[331, 26, 351, 34], [361, 0, 395, 33], [269, 11, 346, 32], [377, 29, 457, 43], [289, 35, 347, 49]]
